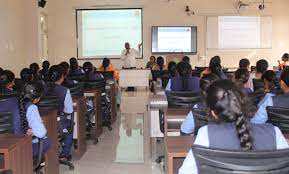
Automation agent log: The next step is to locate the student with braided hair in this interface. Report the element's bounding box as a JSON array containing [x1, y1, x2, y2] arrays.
[[48, 65, 74, 158], [179, 80, 288, 174], [18, 82, 50, 158], [0, 70, 16, 94], [166, 62, 200, 92]]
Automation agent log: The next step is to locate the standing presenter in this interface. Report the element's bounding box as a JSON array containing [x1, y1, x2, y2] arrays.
[[121, 42, 142, 69]]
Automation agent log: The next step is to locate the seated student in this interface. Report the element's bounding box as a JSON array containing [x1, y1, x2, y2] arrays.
[[69, 57, 84, 76], [152, 56, 166, 71], [201, 56, 221, 76], [182, 56, 190, 64], [30, 63, 42, 81], [179, 80, 289, 174], [251, 68, 289, 124], [239, 58, 254, 91], [98, 58, 119, 80], [0, 70, 16, 94], [180, 73, 220, 135], [257, 70, 280, 107], [39, 61, 50, 80], [278, 53, 289, 71], [59, 61, 75, 86], [14, 68, 34, 91], [254, 59, 268, 80], [234, 68, 253, 95], [167, 61, 177, 77], [47, 65, 74, 158], [83, 62, 103, 81], [19, 82, 50, 158], [145, 56, 156, 70], [166, 62, 200, 92]]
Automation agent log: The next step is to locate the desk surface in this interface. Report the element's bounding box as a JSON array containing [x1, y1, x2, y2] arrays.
[[164, 108, 190, 119], [165, 136, 194, 157]]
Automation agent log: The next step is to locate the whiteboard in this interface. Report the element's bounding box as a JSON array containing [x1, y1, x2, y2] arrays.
[[207, 16, 272, 49]]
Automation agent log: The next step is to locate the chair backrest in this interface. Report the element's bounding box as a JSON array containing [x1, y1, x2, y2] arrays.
[[0, 93, 19, 100], [193, 145, 289, 174], [253, 78, 264, 92], [267, 106, 289, 134], [95, 71, 114, 80], [192, 108, 208, 135], [165, 91, 202, 108], [0, 112, 14, 134], [83, 79, 106, 91], [37, 96, 60, 111], [67, 74, 86, 82], [248, 91, 265, 106], [64, 82, 84, 97]]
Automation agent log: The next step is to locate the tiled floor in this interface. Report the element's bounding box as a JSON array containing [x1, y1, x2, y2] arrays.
[[60, 90, 164, 174]]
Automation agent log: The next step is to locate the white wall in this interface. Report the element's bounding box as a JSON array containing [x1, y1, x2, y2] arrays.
[[0, 0, 40, 76]]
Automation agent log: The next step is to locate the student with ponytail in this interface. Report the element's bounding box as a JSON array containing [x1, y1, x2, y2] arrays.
[[19, 82, 50, 158], [234, 68, 253, 95], [251, 68, 289, 124], [179, 80, 288, 174], [0, 70, 16, 94], [166, 62, 200, 92], [48, 65, 74, 158]]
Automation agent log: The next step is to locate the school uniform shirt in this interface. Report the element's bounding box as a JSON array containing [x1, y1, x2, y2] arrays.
[[178, 124, 289, 174], [181, 104, 199, 134], [251, 93, 289, 124], [121, 48, 141, 68], [26, 104, 47, 142], [69, 67, 84, 76], [165, 76, 200, 92], [52, 85, 73, 114], [98, 64, 119, 80]]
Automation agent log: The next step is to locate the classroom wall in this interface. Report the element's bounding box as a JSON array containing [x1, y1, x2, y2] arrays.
[[0, 0, 40, 76]]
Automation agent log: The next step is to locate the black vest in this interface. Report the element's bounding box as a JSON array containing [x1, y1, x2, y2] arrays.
[[208, 123, 276, 150], [272, 93, 289, 108]]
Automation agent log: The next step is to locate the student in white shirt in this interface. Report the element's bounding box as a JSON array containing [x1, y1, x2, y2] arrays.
[[179, 80, 289, 174], [121, 42, 142, 68]]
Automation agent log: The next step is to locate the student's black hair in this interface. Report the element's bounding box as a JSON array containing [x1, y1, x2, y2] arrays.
[[42, 61, 50, 70], [209, 56, 221, 68], [19, 82, 43, 133], [0, 70, 15, 92], [168, 61, 177, 77], [102, 58, 110, 71], [239, 58, 250, 69], [200, 73, 220, 93], [20, 68, 33, 83], [280, 67, 289, 87], [210, 63, 224, 78], [69, 57, 78, 70], [29, 63, 41, 80], [48, 65, 65, 95], [59, 62, 70, 76], [206, 80, 252, 150], [282, 53, 289, 62], [0, 68, 3, 75], [262, 70, 280, 91], [83, 62, 94, 79], [256, 59, 268, 74], [156, 56, 165, 71], [150, 56, 156, 61], [177, 62, 192, 91], [234, 69, 250, 85], [182, 56, 190, 63]]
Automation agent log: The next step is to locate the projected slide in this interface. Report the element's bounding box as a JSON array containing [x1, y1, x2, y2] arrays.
[[218, 16, 261, 49], [77, 9, 142, 58], [152, 26, 197, 54]]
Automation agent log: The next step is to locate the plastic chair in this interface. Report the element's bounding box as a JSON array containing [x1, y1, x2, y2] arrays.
[[267, 106, 289, 134], [193, 145, 289, 174], [165, 91, 202, 108], [253, 78, 264, 92]]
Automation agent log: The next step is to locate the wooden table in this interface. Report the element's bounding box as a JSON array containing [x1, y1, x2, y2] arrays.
[[164, 108, 191, 136], [106, 82, 117, 123], [0, 134, 33, 174], [84, 88, 103, 143], [40, 110, 59, 174], [165, 136, 194, 174], [72, 96, 87, 159]]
